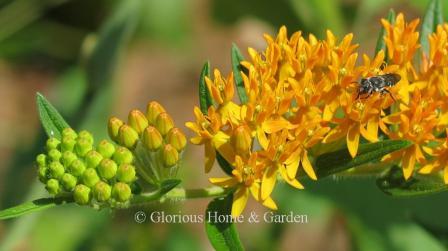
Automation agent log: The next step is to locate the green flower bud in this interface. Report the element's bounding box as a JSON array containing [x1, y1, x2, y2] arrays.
[[46, 138, 60, 150], [69, 159, 86, 176], [48, 149, 62, 162], [155, 112, 174, 136], [46, 179, 60, 195], [62, 128, 77, 139], [161, 144, 179, 167], [61, 173, 77, 191], [82, 168, 100, 187], [49, 162, 65, 179], [142, 126, 163, 151], [38, 167, 49, 183], [112, 182, 132, 202], [118, 125, 139, 149], [61, 151, 77, 167], [117, 164, 136, 183], [128, 109, 149, 135], [73, 184, 91, 205], [93, 181, 112, 202], [61, 136, 76, 152], [85, 150, 103, 169], [98, 159, 118, 180], [166, 128, 187, 151], [36, 154, 47, 167], [78, 130, 94, 145], [113, 146, 133, 165], [108, 117, 124, 142], [75, 138, 93, 157], [146, 101, 166, 125], [96, 140, 115, 159]]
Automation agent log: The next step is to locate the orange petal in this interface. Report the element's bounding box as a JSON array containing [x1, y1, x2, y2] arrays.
[[402, 148, 416, 180], [232, 187, 249, 217], [347, 123, 360, 158], [205, 142, 216, 173], [301, 151, 317, 180], [261, 165, 277, 200]]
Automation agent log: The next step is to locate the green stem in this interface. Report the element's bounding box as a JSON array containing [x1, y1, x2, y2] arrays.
[[130, 186, 228, 205]]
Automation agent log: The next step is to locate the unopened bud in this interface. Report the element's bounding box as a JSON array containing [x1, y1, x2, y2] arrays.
[[69, 159, 86, 176], [61, 173, 77, 191], [46, 138, 60, 150], [62, 128, 77, 139], [48, 149, 62, 162], [113, 147, 133, 165], [128, 110, 148, 135], [142, 126, 163, 151], [46, 179, 60, 195], [78, 130, 94, 145], [108, 117, 124, 142], [146, 101, 166, 125], [75, 138, 93, 157], [82, 168, 100, 187], [166, 128, 187, 151], [85, 150, 103, 169], [117, 164, 136, 183], [98, 159, 118, 180], [73, 184, 91, 205], [118, 125, 139, 149], [93, 181, 112, 202], [49, 162, 65, 179], [36, 154, 47, 167], [38, 167, 48, 182], [155, 113, 174, 136], [61, 151, 77, 167], [234, 125, 252, 154], [61, 136, 76, 152], [161, 144, 179, 167], [112, 182, 132, 202], [97, 140, 115, 159]]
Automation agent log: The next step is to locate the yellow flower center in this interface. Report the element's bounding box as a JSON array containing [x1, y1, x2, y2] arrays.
[[412, 124, 423, 134], [354, 101, 365, 112], [339, 68, 347, 76]]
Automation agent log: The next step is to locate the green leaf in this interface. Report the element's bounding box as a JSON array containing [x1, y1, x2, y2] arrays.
[[199, 61, 213, 114], [0, 197, 73, 220], [377, 166, 448, 196], [205, 193, 244, 251], [375, 9, 396, 57], [160, 179, 181, 195], [231, 43, 248, 104], [420, 0, 444, 56], [315, 140, 412, 178], [36, 93, 70, 140], [216, 153, 234, 176]]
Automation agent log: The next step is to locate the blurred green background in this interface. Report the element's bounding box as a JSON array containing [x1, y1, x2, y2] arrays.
[[1, 0, 448, 250]]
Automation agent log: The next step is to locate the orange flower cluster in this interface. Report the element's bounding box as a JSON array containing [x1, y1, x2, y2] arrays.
[[187, 13, 448, 216]]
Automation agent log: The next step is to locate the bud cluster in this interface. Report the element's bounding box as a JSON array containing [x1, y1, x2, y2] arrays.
[[108, 101, 186, 185], [36, 128, 137, 207]]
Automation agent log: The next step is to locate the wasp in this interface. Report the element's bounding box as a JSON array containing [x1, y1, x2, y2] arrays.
[[356, 73, 401, 101]]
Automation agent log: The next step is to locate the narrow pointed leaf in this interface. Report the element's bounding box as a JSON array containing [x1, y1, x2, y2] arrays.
[[231, 43, 248, 104], [36, 92, 70, 140], [205, 193, 244, 251], [420, 0, 444, 56], [315, 140, 412, 178], [159, 179, 181, 195], [0, 196, 73, 220], [216, 152, 234, 176], [199, 61, 213, 114], [375, 9, 395, 57], [377, 166, 448, 196]]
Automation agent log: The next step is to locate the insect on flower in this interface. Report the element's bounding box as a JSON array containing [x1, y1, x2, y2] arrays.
[[355, 73, 401, 101]]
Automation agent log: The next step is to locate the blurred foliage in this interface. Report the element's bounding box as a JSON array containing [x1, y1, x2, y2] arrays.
[[1, 0, 448, 251]]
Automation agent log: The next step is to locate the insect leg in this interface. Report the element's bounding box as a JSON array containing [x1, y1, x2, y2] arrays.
[[382, 89, 396, 102]]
